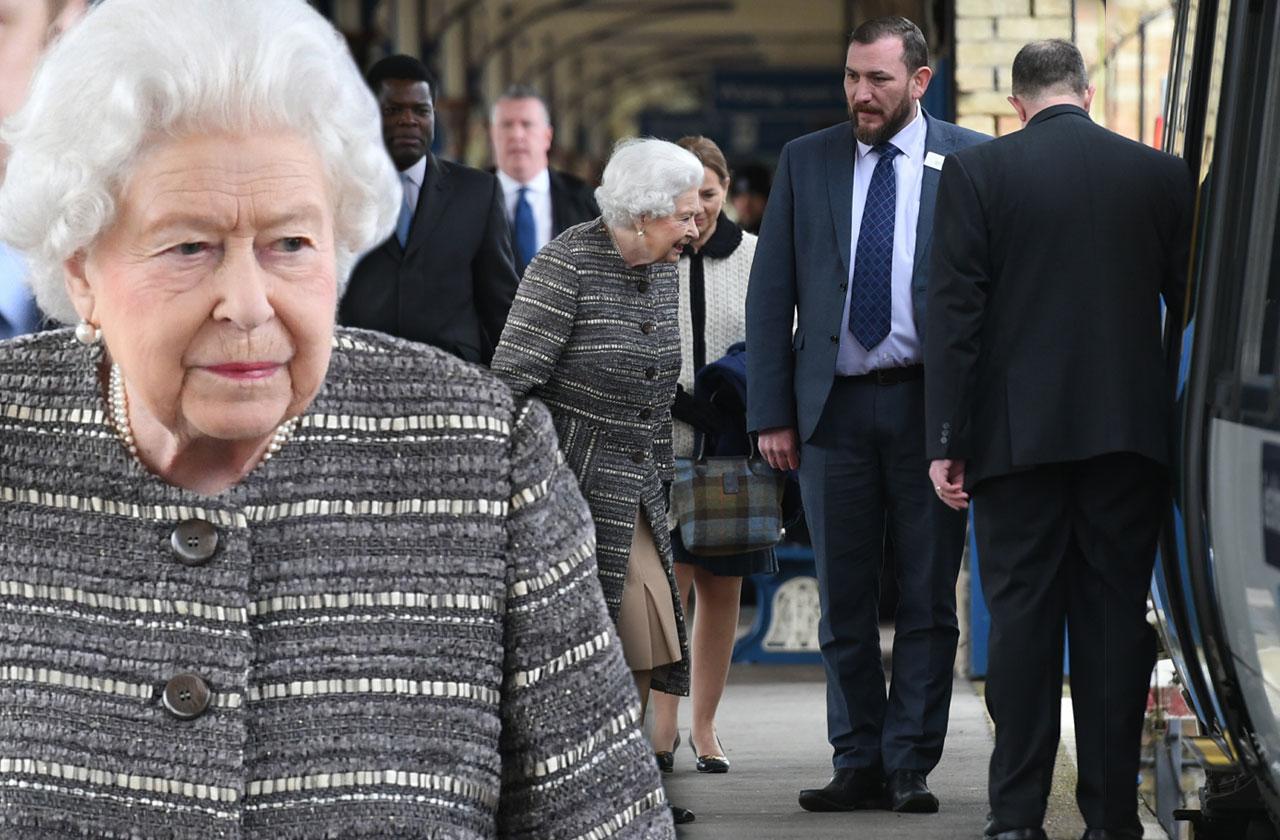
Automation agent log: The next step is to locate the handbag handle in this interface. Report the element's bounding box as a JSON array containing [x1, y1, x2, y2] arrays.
[[693, 429, 765, 465]]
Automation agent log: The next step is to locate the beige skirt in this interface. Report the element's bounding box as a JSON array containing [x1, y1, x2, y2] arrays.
[[616, 509, 682, 672]]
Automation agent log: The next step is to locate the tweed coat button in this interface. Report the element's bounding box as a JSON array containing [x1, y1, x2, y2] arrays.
[[630, 450, 646, 464], [162, 673, 212, 720], [171, 520, 218, 565], [637, 281, 650, 293], [641, 321, 656, 335], [644, 366, 656, 379], [639, 407, 653, 420]]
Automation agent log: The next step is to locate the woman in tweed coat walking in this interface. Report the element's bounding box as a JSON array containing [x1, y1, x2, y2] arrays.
[[0, 2, 674, 836], [492, 140, 701, 809]]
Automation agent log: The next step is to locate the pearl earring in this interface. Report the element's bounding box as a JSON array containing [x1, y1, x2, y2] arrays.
[[74, 320, 100, 346], [636, 228, 646, 238]]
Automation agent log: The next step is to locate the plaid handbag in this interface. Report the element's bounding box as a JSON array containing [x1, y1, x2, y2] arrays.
[[669, 452, 786, 557]]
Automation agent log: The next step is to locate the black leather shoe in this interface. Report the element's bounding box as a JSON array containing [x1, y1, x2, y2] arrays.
[[670, 804, 695, 824], [886, 769, 939, 813], [1081, 830, 1142, 840], [691, 732, 729, 773], [654, 733, 679, 774], [983, 828, 1047, 840], [798, 767, 885, 812]]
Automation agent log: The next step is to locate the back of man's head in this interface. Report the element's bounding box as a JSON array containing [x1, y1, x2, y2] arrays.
[[848, 15, 929, 72], [1011, 39, 1088, 102], [367, 54, 436, 99]]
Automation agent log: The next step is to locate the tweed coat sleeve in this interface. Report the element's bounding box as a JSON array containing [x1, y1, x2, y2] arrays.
[[491, 238, 580, 401], [497, 397, 675, 838]]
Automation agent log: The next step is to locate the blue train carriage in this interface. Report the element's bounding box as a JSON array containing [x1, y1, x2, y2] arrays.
[[1154, 0, 1280, 836]]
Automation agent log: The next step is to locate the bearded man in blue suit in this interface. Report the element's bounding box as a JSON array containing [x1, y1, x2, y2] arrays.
[[746, 16, 988, 814]]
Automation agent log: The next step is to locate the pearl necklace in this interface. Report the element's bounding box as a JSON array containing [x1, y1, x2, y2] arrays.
[[107, 362, 299, 469]]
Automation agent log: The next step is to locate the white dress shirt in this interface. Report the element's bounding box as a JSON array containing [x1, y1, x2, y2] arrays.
[[497, 167, 553, 252], [836, 104, 927, 376], [400, 155, 427, 213]]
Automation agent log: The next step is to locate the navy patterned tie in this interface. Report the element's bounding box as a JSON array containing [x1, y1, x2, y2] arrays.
[[848, 143, 901, 350]]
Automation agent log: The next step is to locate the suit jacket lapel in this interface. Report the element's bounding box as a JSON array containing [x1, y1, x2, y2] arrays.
[[913, 111, 945, 278], [404, 154, 449, 259], [826, 122, 854, 279], [548, 170, 568, 237]]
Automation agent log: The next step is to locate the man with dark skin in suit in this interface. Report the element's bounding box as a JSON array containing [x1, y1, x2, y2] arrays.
[[380, 77, 433, 172], [340, 55, 519, 366]]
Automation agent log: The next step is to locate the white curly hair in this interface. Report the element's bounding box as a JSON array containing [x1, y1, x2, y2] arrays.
[[0, 0, 401, 325], [594, 138, 703, 230]]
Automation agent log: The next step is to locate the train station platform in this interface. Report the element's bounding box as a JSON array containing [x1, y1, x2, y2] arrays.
[[658, 663, 1168, 839]]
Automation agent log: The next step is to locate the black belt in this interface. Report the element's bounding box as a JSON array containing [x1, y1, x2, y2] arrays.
[[840, 364, 923, 385]]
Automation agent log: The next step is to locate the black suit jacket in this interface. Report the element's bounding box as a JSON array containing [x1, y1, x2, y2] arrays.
[[924, 105, 1193, 486], [548, 169, 600, 236], [340, 154, 519, 365]]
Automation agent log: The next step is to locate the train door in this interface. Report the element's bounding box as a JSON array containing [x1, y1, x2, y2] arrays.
[[1158, 0, 1280, 833]]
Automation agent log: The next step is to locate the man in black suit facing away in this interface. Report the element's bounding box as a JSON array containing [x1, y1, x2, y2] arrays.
[[340, 55, 518, 365], [489, 85, 598, 274], [925, 40, 1192, 840]]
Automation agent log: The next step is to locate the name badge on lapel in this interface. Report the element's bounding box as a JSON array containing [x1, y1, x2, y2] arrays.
[[925, 151, 946, 171]]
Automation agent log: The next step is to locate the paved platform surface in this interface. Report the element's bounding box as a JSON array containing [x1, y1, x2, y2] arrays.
[[656, 664, 1166, 839], [659, 666, 991, 839]]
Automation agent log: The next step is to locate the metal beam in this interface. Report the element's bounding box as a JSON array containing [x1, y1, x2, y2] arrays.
[[482, 0, 734, 57]]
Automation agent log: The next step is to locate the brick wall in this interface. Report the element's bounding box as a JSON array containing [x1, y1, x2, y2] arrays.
[[954, 0, 1074, 136], [954, 0, 1176, 144]]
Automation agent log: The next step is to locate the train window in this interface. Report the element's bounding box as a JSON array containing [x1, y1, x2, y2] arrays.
[[1163, 0, 1200, 159], [1266, 220, 1280, 378], [1195, 2, 1229, 188], [1227, 5, 1280, 382]]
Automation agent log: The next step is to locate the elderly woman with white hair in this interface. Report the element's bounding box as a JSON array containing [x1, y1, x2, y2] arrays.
[[0, 1, 675, 837], [492, 138, 701, 822]]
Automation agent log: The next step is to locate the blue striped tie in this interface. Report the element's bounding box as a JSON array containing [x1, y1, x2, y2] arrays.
[[848, 143, 901, 350], [395, 174, 414, 248]]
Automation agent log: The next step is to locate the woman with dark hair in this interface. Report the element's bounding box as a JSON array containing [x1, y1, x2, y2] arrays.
[[651, 135, 777, 777]]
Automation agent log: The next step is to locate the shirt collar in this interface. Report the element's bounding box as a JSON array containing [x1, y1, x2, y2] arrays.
[[855, 102, 926, 161], [400, 155, 427, 189], [497, 166, 550, 196], [1027, 103, 1090, 128]]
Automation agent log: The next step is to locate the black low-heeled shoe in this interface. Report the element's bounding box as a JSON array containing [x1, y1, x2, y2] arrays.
[[690, 733, 729, 773], [654, 732, 679, 774], [670, 804, 695, 824]]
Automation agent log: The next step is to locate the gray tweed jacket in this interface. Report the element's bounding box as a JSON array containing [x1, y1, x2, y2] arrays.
[[0, 327, 674, 839], [492, 219, 690, 696]]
